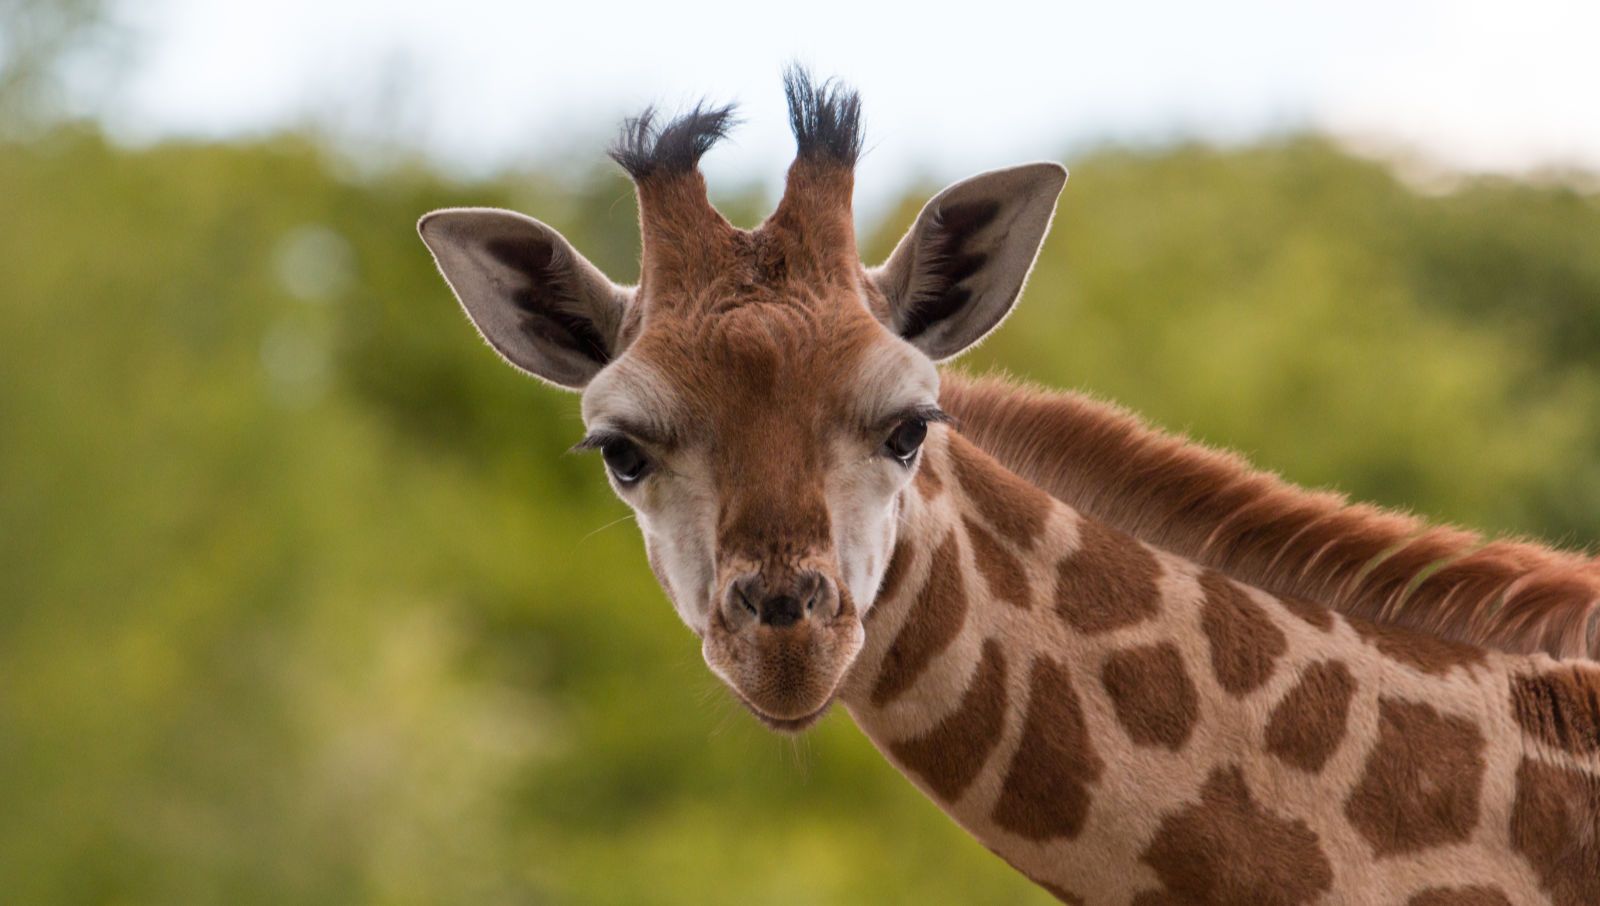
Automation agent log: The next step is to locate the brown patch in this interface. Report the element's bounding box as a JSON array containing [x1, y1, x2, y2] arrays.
[[1276, 594, 1335, 631], [1406, 886, 1513, 906], [1345, 697, 1486, 857], [1055, 518, 1163, 634], [871, 531, 968, 707], [947, 433, 1051, 548], [1136, 764, 1332, 905], [991, 656, 1104, 840], [1199, 571, 1287, 695], [964, 516, 1030, 609], [1349, 616, 1487, 676], [1101, 643, 1199, 750], [1264, 659, 1356, 773], [1511, 666, 1600, 755], [888, 639, 1008, 802], [1510, 757, 1600, 906], [913, 450, 944, 500]]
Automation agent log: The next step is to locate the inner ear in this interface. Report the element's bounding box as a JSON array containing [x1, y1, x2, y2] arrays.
[[871, 163, 1067, 361], [482, 236, 613, 367], [418, 207, 632, 390], [895, 198, 1004, 341]]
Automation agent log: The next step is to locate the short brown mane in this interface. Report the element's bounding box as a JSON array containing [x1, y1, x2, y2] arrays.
[[941, 372, 1600, 660]]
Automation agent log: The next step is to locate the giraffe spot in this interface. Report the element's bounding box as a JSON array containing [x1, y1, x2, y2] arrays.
[[871, 531, 967, 707], [948, 434, 1051, 549], [888, 638, 1008, 802], [1101, 642, 1199, 750], [867, 534, 915, 620], [1345, 697, 1486, 857], [1510, 756, 1600, 906], [1055, 518, 1162, 634], [1136, 764, 1332, 905], [1264, 659, 1356, 773], [1349, 616, 1485, 676], [1275, 594, 1335, 631], [991, 655, 1104, 840], [1510, 666, 1600, 755], [964, 516, 1030, 609], [1406, 886, 1513, 906], [913, 448, 944, 499], [1199, 571, 1287, 695]]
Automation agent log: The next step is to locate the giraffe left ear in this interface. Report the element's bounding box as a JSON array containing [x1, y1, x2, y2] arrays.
[[870, 162, 1067, 360]]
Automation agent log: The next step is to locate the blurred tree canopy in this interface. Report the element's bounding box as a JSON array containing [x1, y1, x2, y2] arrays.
[[2, 117, 1598, 903]]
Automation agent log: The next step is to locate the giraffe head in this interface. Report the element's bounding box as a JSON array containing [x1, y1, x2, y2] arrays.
[[418, 70, 1065, 731]]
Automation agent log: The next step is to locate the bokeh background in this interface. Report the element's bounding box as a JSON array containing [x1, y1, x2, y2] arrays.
[[4, 1, 1600, 902]]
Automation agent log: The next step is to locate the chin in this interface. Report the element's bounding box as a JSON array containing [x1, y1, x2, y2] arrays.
[[741, 694, 837, 734]]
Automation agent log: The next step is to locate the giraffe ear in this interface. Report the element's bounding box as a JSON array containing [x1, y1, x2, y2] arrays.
[[418, 208, 633, 390], [870, 163, 1067, 360]]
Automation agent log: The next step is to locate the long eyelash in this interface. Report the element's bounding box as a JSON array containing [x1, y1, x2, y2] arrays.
[[570, 431, 626, 454]]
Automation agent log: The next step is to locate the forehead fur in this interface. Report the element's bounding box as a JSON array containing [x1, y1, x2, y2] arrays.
[[629, 296, 892, 419]]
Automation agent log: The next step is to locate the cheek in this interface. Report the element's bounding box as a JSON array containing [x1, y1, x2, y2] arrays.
[[633, 478, 720, 633], [828, 460, 911, 613]]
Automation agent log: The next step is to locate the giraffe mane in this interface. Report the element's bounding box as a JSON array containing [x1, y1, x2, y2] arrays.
[[940, 371, 1600, 660]]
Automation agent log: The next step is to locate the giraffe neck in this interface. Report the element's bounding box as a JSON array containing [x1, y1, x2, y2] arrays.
[[837, 427, 1600, 905]]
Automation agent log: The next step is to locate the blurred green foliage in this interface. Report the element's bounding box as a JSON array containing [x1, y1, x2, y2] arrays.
[[2, 122, 1598, 904]]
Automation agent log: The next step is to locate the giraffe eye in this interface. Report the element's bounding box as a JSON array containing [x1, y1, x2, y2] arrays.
[[601, 437, 652, 485], [882, 417, 928, 464]]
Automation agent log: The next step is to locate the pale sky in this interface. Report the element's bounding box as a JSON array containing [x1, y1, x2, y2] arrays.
[[104, 0, 1600, 210]]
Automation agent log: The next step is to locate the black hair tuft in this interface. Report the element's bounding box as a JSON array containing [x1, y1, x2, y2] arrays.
[[782, 65, 862, 165], [608, 101, 739, 180]]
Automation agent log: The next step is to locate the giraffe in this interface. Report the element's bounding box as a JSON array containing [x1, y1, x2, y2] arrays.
[[415, 70, 1600, 903]]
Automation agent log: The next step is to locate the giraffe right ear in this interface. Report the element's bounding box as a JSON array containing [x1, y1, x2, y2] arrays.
[[870, 163, 1067, 361], [418, 208, 633, 391]]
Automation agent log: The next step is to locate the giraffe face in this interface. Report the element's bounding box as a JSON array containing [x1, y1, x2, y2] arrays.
[[579, 298, 942, 729], [417, 69, 1066, 733]]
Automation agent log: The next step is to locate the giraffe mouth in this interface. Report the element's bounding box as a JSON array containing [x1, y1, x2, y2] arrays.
[[734, 690, 837, 734], [701, 603, 864, 735]]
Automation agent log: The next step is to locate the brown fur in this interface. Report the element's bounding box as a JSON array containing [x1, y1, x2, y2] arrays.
[[1348, 615, 1487, 676], [963, 516, 1031, 609], [1510, 757, 1600, 905], [1511, 664, 1600, 755], [1054, 517, 1163, 634], [991, 655, 1103, 840], [888, 638, 1009, 801], [1101, 642, 1200, 750], [1344, 697, 1487, 856], [1134, 765, 1333, 905], [871, 531, 968, 707], [941, 372, 1600, 660], [1263, 659, 1356, 772], [948, 432, 1053, 549], [1199, 571, 1288, 695]]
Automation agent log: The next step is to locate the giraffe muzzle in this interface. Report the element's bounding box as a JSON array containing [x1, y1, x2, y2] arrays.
[[702, 567, 863, 732]]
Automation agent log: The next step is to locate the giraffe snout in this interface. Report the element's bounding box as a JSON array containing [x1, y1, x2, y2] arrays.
[[723, 569, 839, 631]]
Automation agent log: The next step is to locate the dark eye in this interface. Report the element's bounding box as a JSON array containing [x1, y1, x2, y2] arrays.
[[882, 417, 928, 464], [601, 437, 651, 485]]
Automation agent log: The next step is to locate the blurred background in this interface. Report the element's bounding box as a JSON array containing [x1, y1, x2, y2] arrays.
[[3, 0, 1599, 902]]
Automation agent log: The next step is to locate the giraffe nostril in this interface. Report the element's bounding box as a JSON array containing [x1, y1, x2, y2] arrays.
[[759, 594, 804, 628], [725, 571, 836, 630]]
